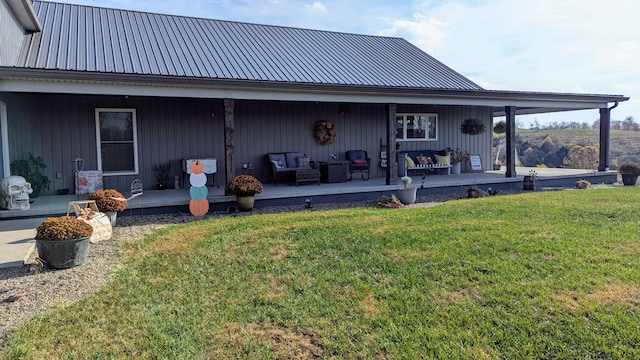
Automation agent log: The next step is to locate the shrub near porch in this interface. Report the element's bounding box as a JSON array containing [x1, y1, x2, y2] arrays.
[[4, 188, 640, 358]]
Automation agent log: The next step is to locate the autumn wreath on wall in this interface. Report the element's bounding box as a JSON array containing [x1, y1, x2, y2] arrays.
[[313, 120, 336, 145]]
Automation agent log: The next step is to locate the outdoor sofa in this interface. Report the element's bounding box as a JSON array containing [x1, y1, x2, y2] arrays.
[[265, 152, 320, 185]]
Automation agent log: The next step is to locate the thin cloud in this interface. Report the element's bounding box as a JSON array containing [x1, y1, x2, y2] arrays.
[[379, 13, 448, 53], [306, 1, 327, 14]]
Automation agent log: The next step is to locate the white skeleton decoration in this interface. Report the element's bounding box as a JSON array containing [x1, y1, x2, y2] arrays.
[[0, 176, 33, 210]]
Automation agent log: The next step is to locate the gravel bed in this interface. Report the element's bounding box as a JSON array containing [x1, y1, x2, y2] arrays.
[[0, 187, 571, 349]]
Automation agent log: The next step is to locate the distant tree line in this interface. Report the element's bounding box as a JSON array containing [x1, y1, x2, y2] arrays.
[[525, 116, 638, 131]]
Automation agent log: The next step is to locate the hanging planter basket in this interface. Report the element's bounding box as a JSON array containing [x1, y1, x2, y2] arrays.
[[460, 118, 486, 135]]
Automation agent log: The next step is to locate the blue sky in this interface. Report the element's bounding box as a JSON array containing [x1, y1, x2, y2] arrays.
[[61, 0, 639, 126]]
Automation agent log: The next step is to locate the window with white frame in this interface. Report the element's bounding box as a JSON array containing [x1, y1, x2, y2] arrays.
[[395, 113, 437, 141], [95, 108, 138, 175]]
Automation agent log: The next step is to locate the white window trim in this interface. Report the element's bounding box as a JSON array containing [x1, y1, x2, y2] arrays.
[[396, 113, 438, 141], [95, 108, 139, 176]]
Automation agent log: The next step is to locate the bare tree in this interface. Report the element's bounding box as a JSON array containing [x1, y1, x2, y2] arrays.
[[621, 116, 639, 131]]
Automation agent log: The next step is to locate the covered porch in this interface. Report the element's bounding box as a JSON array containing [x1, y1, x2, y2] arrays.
[[0, 167, 617, 219]]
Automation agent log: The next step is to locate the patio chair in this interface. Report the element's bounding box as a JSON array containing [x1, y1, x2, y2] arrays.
[[345, 150, 370, 180]]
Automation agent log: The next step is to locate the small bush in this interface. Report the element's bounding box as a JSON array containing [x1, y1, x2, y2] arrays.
[[493, 120, 506, 134], [618, 162, 640, 175], [376, 195, 404, 209], [576, 179, 591, 189]]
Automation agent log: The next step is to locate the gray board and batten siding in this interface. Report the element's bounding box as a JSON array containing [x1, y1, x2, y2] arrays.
[[1, 93, 225, 193], [1, 91, 492, 195]]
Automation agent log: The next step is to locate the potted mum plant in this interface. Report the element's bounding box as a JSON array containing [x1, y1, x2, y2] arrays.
[[87, 189, 128, 225], [35, 216, 93, 269], [396, 176, 416, 205], [618, 162, 640, 186], [226, 175, 264, 211]]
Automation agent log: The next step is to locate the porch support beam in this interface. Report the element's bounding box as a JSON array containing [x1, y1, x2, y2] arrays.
[[505, 105, 517, 177], [598, 107, 611, 171], [224, 99, 235, 191], [386, 103, 398, 185]]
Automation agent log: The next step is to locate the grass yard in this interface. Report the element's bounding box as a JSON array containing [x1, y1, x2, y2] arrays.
[[3, 188, 640, 359]]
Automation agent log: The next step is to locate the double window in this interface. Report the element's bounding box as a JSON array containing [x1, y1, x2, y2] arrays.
[[395, 113, 437, 141], [95, 108, 138, 175]]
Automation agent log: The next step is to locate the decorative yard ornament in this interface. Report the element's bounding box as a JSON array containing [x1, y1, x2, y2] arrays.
[[0, 176, 33, 210], [188, 160, 209, 216]]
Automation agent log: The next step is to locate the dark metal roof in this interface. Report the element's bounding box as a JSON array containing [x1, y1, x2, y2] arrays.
[[14, 1, 482, 90]]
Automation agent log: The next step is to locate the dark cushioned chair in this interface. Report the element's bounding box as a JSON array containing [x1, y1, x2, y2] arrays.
[[345, 150, 370, 180]]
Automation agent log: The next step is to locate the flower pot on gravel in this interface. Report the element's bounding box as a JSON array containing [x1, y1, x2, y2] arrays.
[[226, 175, 263, 211], [621, 174, 638, 186], [35, 216, 93, 269], [396, 187, 417, 205], [618, 163, 640, 186], [105, 211, 118, 227], [36, 236, 91, 269], [236, 195, 256, 211]]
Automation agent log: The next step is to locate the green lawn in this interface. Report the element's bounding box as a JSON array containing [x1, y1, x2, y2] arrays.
[[4, 188, 640, 359]]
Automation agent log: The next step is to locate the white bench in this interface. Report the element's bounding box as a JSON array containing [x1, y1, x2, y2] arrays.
[[405, 163, 452, 176]]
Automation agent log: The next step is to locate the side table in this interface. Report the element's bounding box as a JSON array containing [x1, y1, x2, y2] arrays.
[[319, 161, 349, 183]]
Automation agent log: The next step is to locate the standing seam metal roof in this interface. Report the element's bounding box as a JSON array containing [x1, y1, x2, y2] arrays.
[[15, 1, 483, 90]]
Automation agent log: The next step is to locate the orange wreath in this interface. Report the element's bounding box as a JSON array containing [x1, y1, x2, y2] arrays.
[[313, 120, 336, 145]]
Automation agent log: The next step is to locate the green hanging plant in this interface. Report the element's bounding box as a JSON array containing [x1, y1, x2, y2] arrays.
[[493, 120, 506, 134], [460, 118, 486, 135]]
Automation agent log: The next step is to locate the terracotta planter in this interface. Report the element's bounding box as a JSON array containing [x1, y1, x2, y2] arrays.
[[36, 236, 91, 269], [396, 187, 417, 205], [236, 195, 255, 211]]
